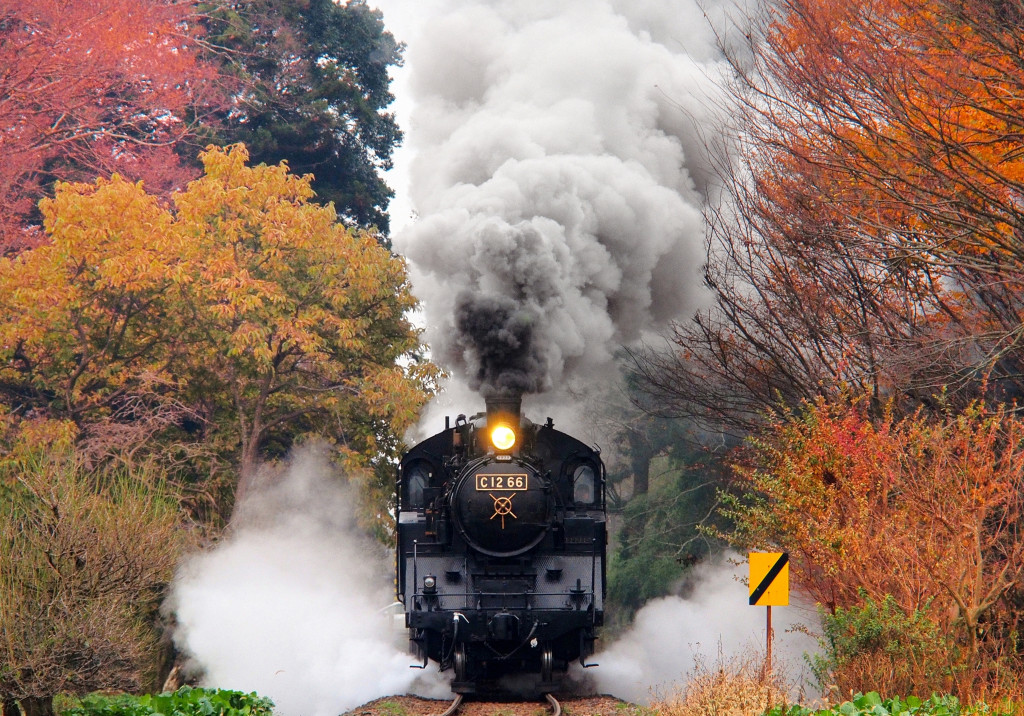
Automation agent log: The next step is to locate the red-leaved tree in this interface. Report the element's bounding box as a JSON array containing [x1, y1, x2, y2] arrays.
[[724, 396, 1024, 697], [0, 0, 225, 251]]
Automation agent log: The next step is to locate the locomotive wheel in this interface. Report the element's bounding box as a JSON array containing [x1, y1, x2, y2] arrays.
[[453, 642, 468, 682], [540, 645, 554, 684]]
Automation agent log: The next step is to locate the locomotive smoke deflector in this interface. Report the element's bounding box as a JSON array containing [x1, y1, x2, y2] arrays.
[[485, 394, 522, 454]]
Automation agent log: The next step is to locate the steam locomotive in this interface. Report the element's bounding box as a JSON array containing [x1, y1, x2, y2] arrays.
[[396, 394, 606, 692]]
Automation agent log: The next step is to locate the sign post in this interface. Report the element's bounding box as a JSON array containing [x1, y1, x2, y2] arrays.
[[749, 552, 789, 677]]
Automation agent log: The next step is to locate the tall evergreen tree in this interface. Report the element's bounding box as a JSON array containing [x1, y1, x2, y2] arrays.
[[201, 0, 403, 235]]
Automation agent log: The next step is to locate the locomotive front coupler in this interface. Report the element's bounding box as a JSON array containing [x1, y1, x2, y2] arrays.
[[488, 610, 520, 641]]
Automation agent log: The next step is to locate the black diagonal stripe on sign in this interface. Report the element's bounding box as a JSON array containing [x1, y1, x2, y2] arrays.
[[749, 552, 789, 606]]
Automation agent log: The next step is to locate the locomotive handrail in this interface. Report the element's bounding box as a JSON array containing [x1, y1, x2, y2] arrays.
[[408, 534, 602, 612], [413, 539, 418, 598], [413, 589, 596, 599], [412, 588, 598, 611]]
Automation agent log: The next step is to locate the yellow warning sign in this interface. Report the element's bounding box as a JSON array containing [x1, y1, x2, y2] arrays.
[[749, 552, 789, 606]]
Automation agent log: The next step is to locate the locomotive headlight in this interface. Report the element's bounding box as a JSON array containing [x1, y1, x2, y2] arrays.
[[491, 424, 517, 451], [423, 575, 437, 593]]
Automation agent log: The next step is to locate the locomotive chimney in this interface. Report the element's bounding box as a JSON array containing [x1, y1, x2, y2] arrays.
[[485, 393, 522, 434]]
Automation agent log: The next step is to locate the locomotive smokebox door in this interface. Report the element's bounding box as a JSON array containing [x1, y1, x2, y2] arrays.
[[452, 460, 552, 557]]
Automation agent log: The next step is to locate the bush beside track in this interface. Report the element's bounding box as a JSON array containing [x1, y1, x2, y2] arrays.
[[63, 688, 274, 716]]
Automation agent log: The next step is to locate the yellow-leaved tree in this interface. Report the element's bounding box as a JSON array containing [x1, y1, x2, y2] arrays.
[[0, 144, 437, 522]]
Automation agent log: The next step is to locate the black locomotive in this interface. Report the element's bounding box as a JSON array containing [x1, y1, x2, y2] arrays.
[[396, 394, 606, 692]]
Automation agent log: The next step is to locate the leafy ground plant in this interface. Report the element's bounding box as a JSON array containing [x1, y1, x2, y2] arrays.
[[376, 701, 408, 716], [63, 687, 274, 716], [766, 692, 975, 716]]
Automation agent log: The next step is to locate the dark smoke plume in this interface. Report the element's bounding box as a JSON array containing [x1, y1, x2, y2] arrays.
[[454, 292, 546, 396], [389, 0, 736, 411]]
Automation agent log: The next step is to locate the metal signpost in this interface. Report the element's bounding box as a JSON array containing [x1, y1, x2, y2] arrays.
[[748, 552, 789, 676]]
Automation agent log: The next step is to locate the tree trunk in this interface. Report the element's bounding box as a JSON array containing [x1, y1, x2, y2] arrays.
[[20, 697, 54, 716], [627, 431, 653, 497], [613, 432, 656, 560], [631, 453, 650, 497], [233, 434, 263, 513], [4, 700, 21, 716]]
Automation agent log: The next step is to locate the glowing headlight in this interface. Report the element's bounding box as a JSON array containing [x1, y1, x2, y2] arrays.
[[491, 424, 517, 451]]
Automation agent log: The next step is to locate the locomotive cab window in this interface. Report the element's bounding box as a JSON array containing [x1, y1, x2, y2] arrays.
[[572, 463, 596, 506], [404, 461, 431, 509]]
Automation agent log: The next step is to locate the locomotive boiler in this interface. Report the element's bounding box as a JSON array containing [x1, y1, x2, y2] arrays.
[[396, 394, 606, 692]]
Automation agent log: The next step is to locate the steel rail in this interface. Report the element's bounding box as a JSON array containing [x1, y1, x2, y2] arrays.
[[435, 694, 463, 716], [432, 691, 558, 716]]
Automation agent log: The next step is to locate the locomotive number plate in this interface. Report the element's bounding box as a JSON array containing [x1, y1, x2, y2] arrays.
[[475, 473, 528, 491]]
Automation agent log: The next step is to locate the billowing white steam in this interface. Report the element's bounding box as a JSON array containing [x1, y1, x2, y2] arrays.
[[169, 456, 820, 711], [168, 448, 449, 716], [389, 0, 730, 405], [587, 553, 819, 704]]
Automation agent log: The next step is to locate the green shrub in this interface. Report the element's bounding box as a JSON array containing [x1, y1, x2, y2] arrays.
[[63, 687, 274, 716], [808, 593, 954, 697]]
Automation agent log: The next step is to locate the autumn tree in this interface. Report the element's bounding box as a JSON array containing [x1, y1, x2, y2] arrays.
[[0, 415, 189, 716], [635, 0, 1024, 430], [198, 0, 403, 234], [723, 395, 1024, 697], [0, 145, 436, 521], [0, 0, 224, 251]]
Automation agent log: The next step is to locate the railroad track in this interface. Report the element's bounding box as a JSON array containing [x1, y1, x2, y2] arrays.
[[432, 692, 561, 716]]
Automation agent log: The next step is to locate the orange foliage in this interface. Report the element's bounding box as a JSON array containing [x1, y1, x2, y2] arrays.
[[695, 0, 1024, 409], [726, 396, 1024, 691], [765, 0, 1024, 260]]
